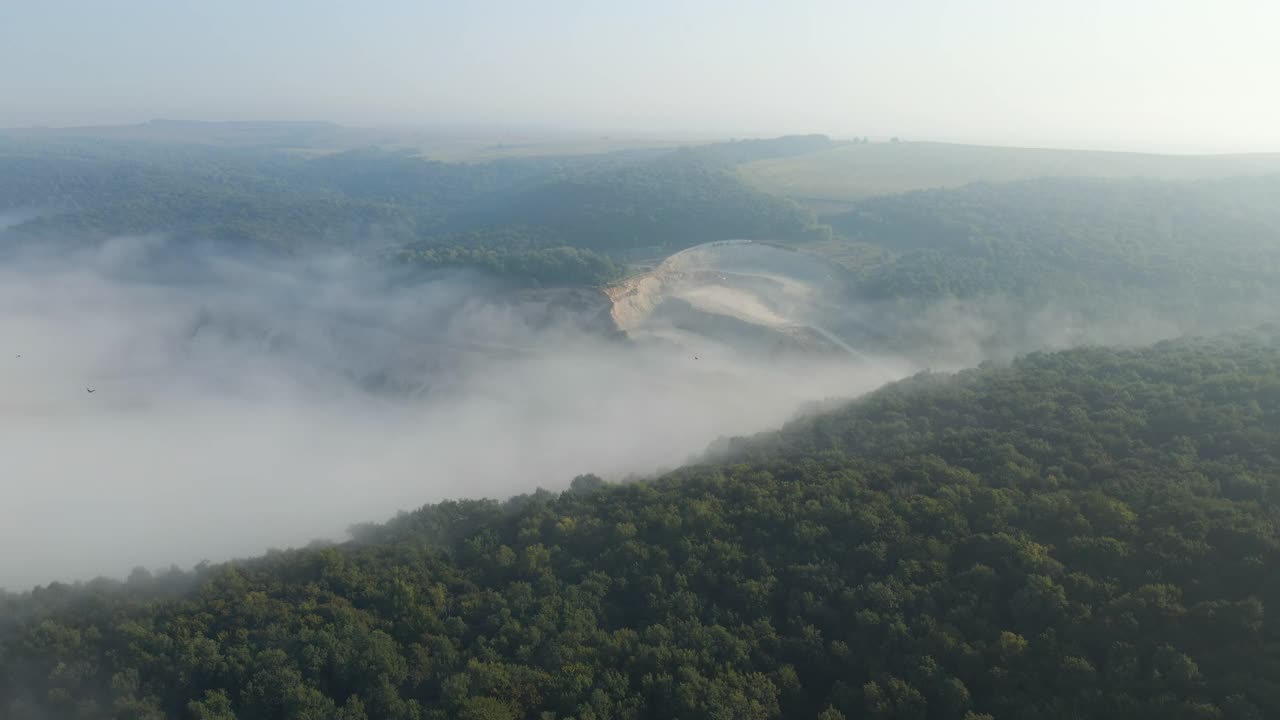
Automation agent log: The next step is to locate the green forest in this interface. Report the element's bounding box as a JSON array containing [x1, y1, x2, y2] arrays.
[[0, 138, 825, 279], [5, 135, 1280, 312], [827, 176, 1280, 310], [4, 329, 1278, 720], [387, 240, 625, 287]]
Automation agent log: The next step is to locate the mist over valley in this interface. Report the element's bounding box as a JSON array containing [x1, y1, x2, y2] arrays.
[[4, 9, 1280, 710], [1, 230, 919, 589]]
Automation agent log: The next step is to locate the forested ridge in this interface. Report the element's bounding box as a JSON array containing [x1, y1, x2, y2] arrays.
[[0, 138, 825, 284], [4, 329, 1279, 719], [828, 176, 1280, 311], [8, 136, 1280, 304]]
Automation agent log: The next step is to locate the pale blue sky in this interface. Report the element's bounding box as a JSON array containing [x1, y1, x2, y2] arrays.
[[2, 0, 1277, 151]]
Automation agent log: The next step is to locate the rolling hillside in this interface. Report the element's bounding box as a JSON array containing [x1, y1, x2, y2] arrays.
[[738, 141, 1280, 206]]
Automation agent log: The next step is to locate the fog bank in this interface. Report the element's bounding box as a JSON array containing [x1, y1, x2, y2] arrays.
[[0, 236, 912, 589]]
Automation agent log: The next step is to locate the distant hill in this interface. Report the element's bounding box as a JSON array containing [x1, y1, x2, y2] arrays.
[[0, 120, 696, 161], [0, 119, 351, 149], [738, 140, 1280, 207], [787, 175, 1280, 359], [824, 175, 1280, 304], [688, 134, 835, 165], [0, 138, 827, 280]]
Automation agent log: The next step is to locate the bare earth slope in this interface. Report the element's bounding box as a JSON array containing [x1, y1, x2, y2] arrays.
[[607, 240, 869, 358]]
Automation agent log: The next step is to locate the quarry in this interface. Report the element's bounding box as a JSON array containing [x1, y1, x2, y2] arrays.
[[606, 240, 868, 359]]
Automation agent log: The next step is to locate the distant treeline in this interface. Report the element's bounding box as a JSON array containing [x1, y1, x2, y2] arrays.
[[8, 132, 1280, 311], [3, 329, 1279, 719], [827, 176, 1280, 309], [780, 175, 1280, 357], [0, 136, 832, 283], [389, 239, 625, 287]]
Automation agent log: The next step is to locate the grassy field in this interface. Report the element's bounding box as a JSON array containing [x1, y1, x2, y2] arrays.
[[738, 140, 1280, 206]]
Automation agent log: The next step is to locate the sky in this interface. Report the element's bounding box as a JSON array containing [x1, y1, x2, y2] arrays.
[[2, 0, 1279, 152]]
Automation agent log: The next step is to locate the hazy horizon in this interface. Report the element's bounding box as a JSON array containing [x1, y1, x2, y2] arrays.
[[9, 117, 1280, 158], [3, 1, 1279, 154]]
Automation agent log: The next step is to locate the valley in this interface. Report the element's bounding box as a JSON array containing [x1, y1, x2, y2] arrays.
[[2, 125, 1279, 720]]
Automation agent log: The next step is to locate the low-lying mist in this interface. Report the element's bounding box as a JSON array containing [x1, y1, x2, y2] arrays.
[[0, 235, 913, 590]]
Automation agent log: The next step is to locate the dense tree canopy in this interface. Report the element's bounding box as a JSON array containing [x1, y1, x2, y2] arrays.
[[4, 329, 1278, 719], [827, 176, 1280, 313], [388, 240, 625, 287], [474, 153, 827, 253], [0, 138, 826, 281], [8, 137, 1280, 303]]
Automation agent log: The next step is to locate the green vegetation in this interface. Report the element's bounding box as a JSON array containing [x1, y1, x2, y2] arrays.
[[15, 133, 1278, 303], [0, 139, 825, 281], [9, 125, 1280, 720], [5, 329, 1279, 719], [475, 153, 828, 254], [738, 140, 1280, 204], [772, 175, 1280, 360], [826, 176, 1280, 312], [0, 119, 696, 162], [686, 134, 834, 166], [389, 240, 625, 287]]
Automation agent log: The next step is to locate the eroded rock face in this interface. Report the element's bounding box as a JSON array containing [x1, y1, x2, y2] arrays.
[[605, 240, 866, 358]]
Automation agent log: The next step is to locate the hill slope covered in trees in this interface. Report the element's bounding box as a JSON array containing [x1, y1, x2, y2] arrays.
[[0, 137, 826, 286], [828, 176, 1280, 308], [3, 329, 1279, 720], [789, 176, 1280, 360]]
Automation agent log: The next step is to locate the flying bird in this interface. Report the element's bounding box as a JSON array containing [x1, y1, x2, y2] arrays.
[[86, 387, 95, 393]]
